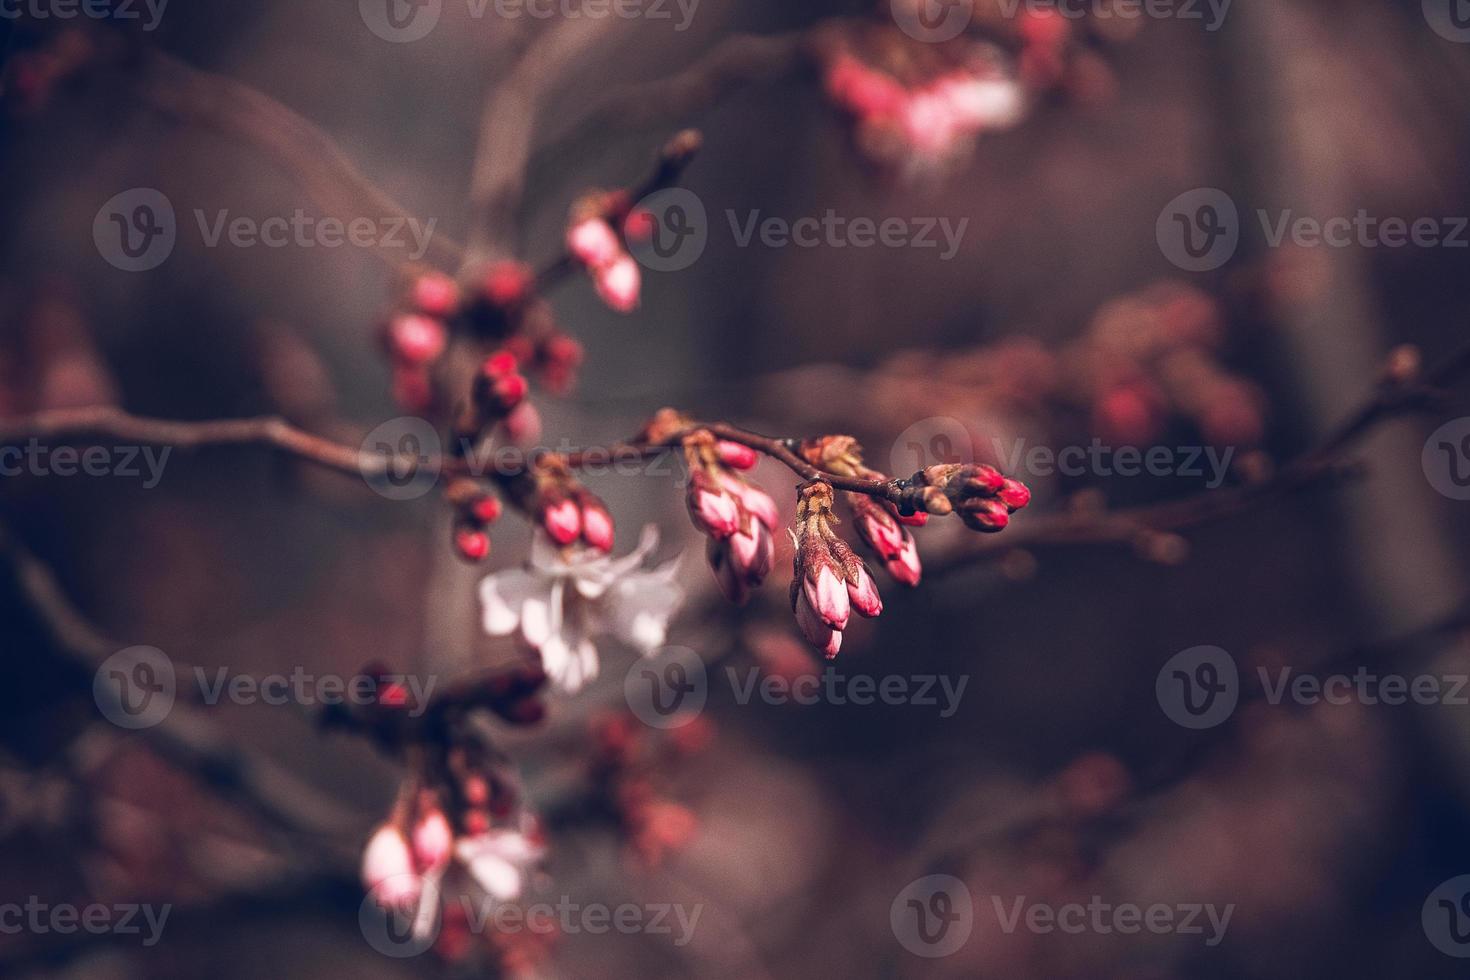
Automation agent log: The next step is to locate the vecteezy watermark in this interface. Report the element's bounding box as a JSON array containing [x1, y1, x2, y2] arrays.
[[726, 668, 969, 718], [622, 190, 968, 272], [1423, 0, 1470, 43], [891, 0, 1228, 42], [993, 0, 1230, 30], [358, 418, 694, 501], [1157, 646, 1470, 730], [358, 0, 698, 43], [1158, 188, 1470, 272], [0, 899, 171, 947], [1424, 875, 1470, 957], [0, 0, 168, 31], [1423, 417, 1470, 500], [360, 884, 702, 958], [94, 188, 439, 271], [725, 210, 968, 261], [987, 895, 1234, 946], [891, 875, 974, 958], [93, 646, 438, 729], [0, 440, 170, 487], [993, 437, 1235, 489]]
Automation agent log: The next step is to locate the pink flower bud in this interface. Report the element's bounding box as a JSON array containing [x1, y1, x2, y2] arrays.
[[581, 498, 615, 553], [716, 440, 759, 470], [482, 261, 532, 310], [728, 521, 773, 584], [455, 528, 491, 562], [846, 564, 883, 618], [385, 313, 446, 366], [998, 478, 1031, 512], [412, 809, 454, 872], [886, 533, 922, 587], [718, 472, 780, 531], [961, 498, 1010, 533], [362, 824, 419, 908], [502, 402, 542, 446], [542, 498, 582, 545], [595, 254, 641, 313], [568, 218, 621, 269], [794, 590, 842, 659], [707, 538, 750, 606], [803, 564, 850, 631], [687, 472, 739, 539], [411, 272, 460, 318], [852, 496, 906, 559]]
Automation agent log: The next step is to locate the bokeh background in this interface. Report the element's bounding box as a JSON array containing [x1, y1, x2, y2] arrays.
[[4, 0, 1470, 977]]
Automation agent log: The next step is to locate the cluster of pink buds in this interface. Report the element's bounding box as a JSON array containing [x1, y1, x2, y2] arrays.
[[822, 45, 1025, 169], [789, 482, 883, 658], [381, 269, 460, 412], [848, 493, 924, 587], [677, 431, 780, 604], [903, 462, 1032, 533], [361, 789, 455, 912], [507, 456, 615, 553], [446, 478, 503, 563], [567, 206, 642, 314]]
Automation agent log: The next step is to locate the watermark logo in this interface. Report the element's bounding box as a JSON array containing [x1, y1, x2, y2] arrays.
[[991, 0, 1231, 31], [0, 0, 169, 31], [726, 209, 968, 261], [0, 440, 171, 486], [627, 188, 708, 272], [360, 875, 440, 957], [94, 188, 176, 272], [360, 417, 443, 501], [1424, 875, 1470, 957], [890, 416, 975, 477], [624, 645, 707, 729], [360, 0, 442, 42], [0, 898, 171, 946], [891, 875, 973, 957], [988, 895, 1233, 945], [1423, 417, 1470, 500], [726, 667, 968, 717], [1156, 645, 1238, 729], [996, 437, 1235, 488], [93, 645, 176, 730], [1160, 189, 1470, 271], [1157, 188, 1238, 272], [1423, 0, 1470, 43], [891, 0, 974, 43]]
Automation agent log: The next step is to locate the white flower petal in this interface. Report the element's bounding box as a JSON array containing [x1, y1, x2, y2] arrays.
[[479, 568, 544, 637], [605, 558, 685, 655]]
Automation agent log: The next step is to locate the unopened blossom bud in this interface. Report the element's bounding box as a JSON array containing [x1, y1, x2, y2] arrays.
[[829, 536, 882, 618], [567, 218, 621, 269], [716, 440, 759, 470], [412, 808, 454, 872], [502, 402, 542, 446], [845, 562, 883, 617], [960, 464, 1006, 495], [998, 478, 1031, 511], [623, 208, 656, 243], [483, 261, 533, 311], [888, 534, 922, 586], [541, 497, 582, 546], [896, 510, 929, 527], [794, 589, 842, 659], [687, 471, 739, 539], [538, 333, 585, 394], [362, 824, 419, 908], [578, 492, 615, 553], [799, 541, 850, 631], [850, 494, 906, 558], [471, 495, 503, 525], [385, 313, 447, 366], [729, 521, 774, 583], [960, 498, 1010, 533], [707, 537, 750, 606], [595, 254, 641, 313], [455, 527, 491, 562], [717, 472, 780, 531], [411, 272, 460, 318]]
